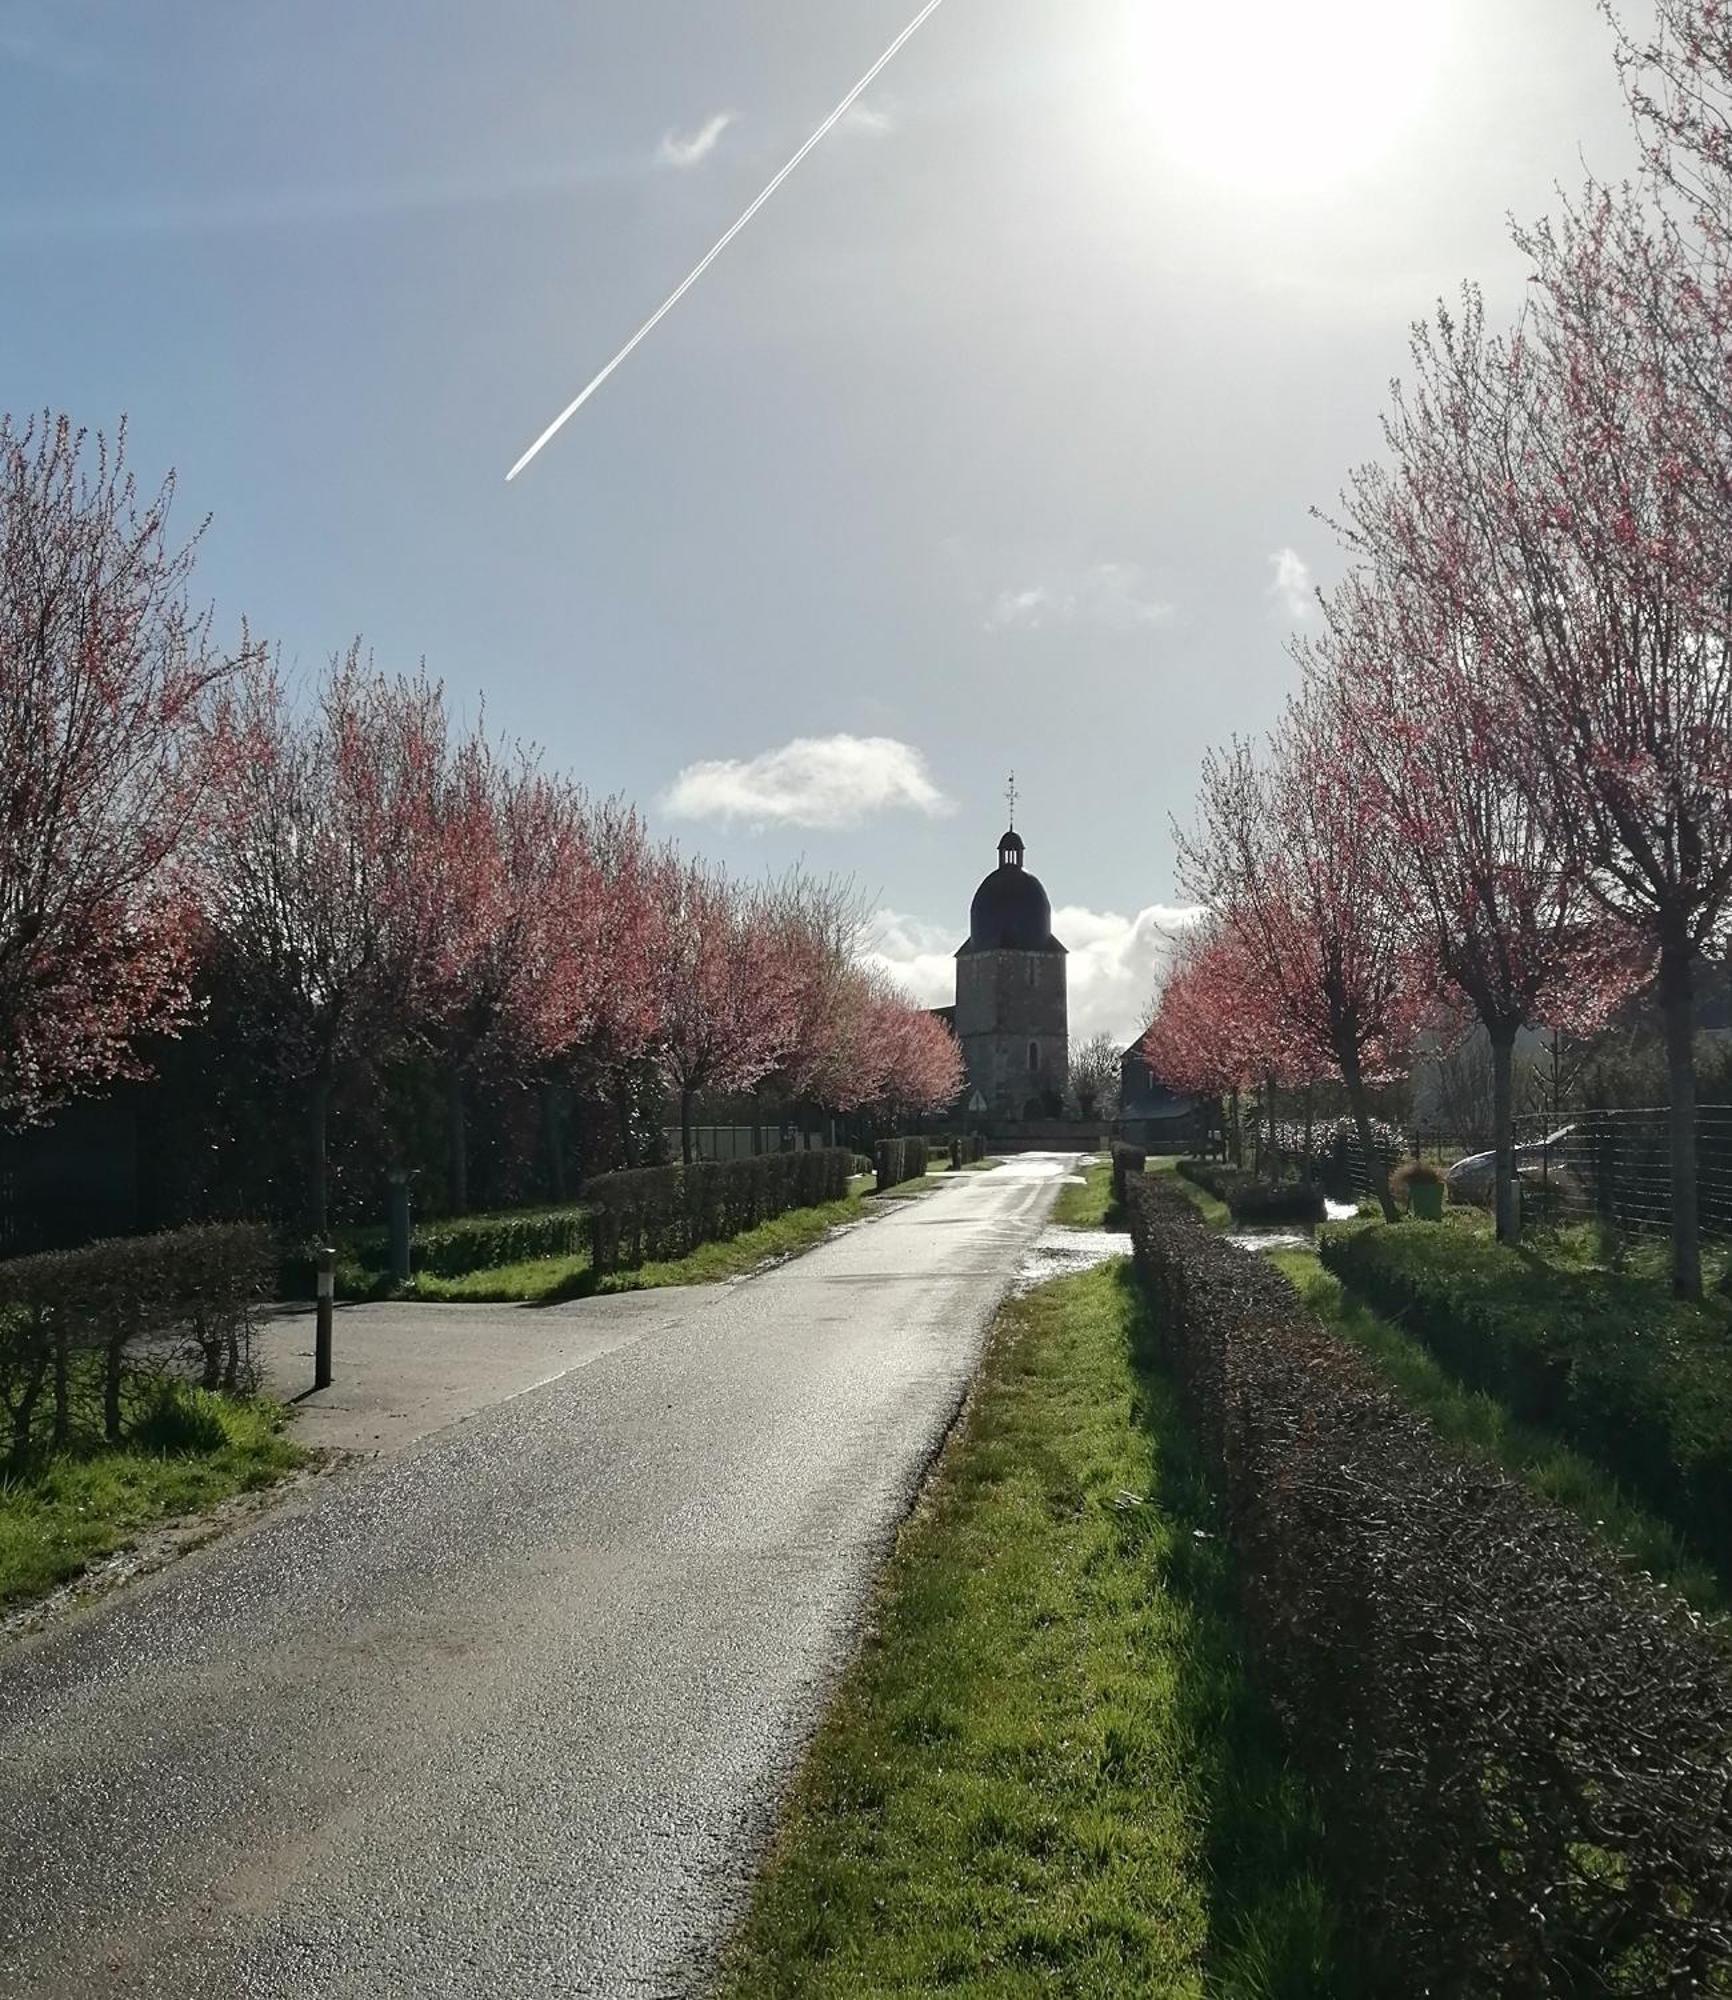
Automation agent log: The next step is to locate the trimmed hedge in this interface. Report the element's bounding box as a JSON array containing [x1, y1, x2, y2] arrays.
[[409, 1206, 587, 1279], [1110, 1141, 1146, 1205], [588, 1149, 852, 1275], [1177, 1158, 1325, 1224], [1125, 1176, 1732, 1993], [0, 1223, 273, 1458], [874, 1137, 930, 1193], [1320, 1223, 1732, 1576]]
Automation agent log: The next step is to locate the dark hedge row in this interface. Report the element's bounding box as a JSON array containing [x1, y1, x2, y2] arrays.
[[874, 1137, 930, 1192], [1110, 1141, 1146, 1205], [0, 1223, 273, 1459], [1177, 1157, 1326, 1224], [1321, 1223, 1732, 1578], [587, 1149, 852, 1275], [948, 1134, 987, 1170], [1126, 1177, 1732, 1994], [281, 1204, 591, 1296]]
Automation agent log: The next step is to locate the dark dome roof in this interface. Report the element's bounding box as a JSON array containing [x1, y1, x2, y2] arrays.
[[960, 828, 1066, 954]]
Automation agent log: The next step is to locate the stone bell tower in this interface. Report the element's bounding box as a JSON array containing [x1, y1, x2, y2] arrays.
[[953, 782, 1068, 1122]]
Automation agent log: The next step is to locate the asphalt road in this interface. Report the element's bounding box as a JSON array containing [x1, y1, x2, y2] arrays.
[[0, 1153, 1075, 1999]]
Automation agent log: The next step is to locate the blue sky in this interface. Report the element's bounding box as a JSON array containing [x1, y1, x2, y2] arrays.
[[1, 0, 1643, 1041]]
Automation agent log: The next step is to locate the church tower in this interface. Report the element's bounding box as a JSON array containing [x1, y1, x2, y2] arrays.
[[954, 790, 1069, 1122]]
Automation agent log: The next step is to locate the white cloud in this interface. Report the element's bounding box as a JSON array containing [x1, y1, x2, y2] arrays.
[[867, 902, 1209, 1047], [842, 101, 895, 136], [1270, 546, 1315, 620], [987, 562, 1172, 633], [663, 735, 953, 831], [864, 911, 957, 1009], [657, 112, 736, 169]]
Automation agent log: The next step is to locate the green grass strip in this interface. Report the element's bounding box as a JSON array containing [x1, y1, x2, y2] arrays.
[[717, 1259, 1342, 1999], [1272, 1247, 1725, 1614], [412, 1193, 874, 1303], [0, 1390, 304, 1607], [1147, 1156, 1232, 1228], [1053, 1158, 1116, 1229]]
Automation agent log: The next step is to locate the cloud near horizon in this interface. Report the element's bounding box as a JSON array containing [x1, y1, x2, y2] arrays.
[[867, 901, 1208, 1047], [663, 734, 952, 831], [657, 111, 735, 169], [988, 561, 1172, 634]]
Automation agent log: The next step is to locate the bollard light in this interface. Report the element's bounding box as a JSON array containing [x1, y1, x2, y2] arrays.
[[314, 1245, 336, 1391]]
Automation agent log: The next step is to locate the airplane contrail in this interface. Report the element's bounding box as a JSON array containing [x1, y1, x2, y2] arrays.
[[505, 0, 952, 481]]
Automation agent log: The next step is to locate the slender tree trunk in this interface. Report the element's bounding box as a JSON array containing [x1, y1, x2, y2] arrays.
[[446, 1062, 470, 1216], [1490, 1019, 1519, 1246], [616, 1081, 638, 1169], [1303, 1082, 1315, 1180], [1659, 931, 1703, 1300], [543, 1083, 567, 1202], [103, 1331, 124, 1445], [1341, 1047, 1398, 1223], [52, 1325, 68, 1449], [1229, 1087, 1243, 1167], [681, 1087, 695, 1166], [1265, 1072, 1279, 1175], [309, 1068, 332, 1239]]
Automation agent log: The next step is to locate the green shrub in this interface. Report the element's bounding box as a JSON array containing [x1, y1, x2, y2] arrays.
[[1319, 1224, 1732, 1574], [1109, 1141, 1146, 1205], [0, 1223, 273, 1458], [1177, 1158, 1325, 1224], [874, 1137, 929, 1193], [409, 1206, 587, 1278], [131, 1381, 232, 1456], [1126, 1176, 1732, 1993], [588, 1149, 852, 1275]]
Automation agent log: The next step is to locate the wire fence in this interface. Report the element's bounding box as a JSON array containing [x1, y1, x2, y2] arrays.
[[1300, 1106, 1732, 1238], [1495, 1107, 1732, 1238]]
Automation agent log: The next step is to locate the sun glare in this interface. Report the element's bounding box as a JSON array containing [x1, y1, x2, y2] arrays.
[[1122, 0, 1445, 194]]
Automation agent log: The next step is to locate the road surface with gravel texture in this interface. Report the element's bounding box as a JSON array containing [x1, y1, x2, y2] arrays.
[[0, 1152, 1076, 1999]]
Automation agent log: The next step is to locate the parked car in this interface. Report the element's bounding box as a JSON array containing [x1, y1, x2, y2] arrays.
[[1445, 1126, 1576, 1206]]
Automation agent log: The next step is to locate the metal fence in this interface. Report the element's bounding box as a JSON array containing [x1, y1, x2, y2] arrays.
[[1496, 1107, 1732, 1238], [1304, 1106, 1732, 1237]]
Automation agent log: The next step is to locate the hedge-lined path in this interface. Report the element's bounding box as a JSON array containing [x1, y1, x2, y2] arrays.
[[0, 1153, 1078, 1999]]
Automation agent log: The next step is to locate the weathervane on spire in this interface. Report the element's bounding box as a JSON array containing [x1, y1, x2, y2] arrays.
[[1006, 770, 1018, 830]]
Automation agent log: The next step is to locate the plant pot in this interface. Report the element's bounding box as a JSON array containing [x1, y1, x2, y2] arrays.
[[1409, 1180, 1444, 1223]]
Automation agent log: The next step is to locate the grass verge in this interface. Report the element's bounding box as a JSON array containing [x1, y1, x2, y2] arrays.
[[1053, 1156, 1115, 1229], [716, 1259, 1342, 1999], [1149, 1157, 1231, 1228], [412, 1192, 874, 1303], [0, 1386, 305, 1607]]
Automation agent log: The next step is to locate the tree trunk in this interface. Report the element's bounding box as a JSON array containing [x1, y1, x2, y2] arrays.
[[446, 1063, 469, 1216], [309, 1069, 332, 1239], [1490, 1019, 1519, 1246], [1265, 1073, 1279, 1174], [1302, 1083, 1315, 1180], [52, 1325, 68, 1449], [543, 1084, 567, 1202], [1659, 932, 1703, 1300], [681, 1088, 695, 1166], [616, 1081, 638, 1169], [1229, 1087, 1243, 1167], [1342, 1048, 1398, 1223]]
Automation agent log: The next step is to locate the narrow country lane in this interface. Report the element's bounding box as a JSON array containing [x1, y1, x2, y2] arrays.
[[0, 1155, 1076, 1999]]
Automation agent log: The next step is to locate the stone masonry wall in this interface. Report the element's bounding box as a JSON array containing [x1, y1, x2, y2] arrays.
[[955, 949, 1069, 1119]]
